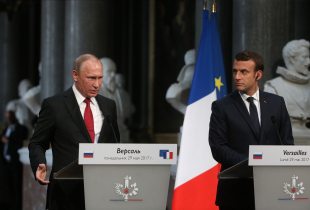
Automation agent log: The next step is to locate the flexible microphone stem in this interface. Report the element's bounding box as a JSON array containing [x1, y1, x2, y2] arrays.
[[106, 115, 119, 143], [271, 116, 283, 145]]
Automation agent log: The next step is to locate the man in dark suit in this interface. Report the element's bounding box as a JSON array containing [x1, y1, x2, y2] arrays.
[[28, 54, 120, 210], [209, 50, 294, 210], [1, 111, 28, 210]]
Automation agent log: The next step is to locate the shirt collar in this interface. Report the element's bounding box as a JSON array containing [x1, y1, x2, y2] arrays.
[[72, 83, 97, 105], [239, 88, 260, 102]]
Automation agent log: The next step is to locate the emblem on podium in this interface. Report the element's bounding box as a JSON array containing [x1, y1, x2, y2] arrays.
[[278, 175, 308, 200], [110, 175, 143, 202]]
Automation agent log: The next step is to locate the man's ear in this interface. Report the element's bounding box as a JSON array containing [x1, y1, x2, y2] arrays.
[[72, 70, 78, 82], [256, 70, 263, 81]]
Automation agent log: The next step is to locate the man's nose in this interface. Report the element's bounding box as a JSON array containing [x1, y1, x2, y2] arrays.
[[234, 72, 241, 80], [93, 79, 99, 88]]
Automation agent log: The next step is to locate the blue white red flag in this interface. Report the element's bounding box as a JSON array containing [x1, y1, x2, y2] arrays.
[[84, 151, 94, 158], [172, 10, 227, 210], [160, 150, 174, 159], [253, 153, 263, 159]]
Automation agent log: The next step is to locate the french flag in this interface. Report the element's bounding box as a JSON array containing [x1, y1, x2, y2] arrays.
[[172, 9, 227, 210], [84, 151, 94, 158], [160, 150, 173, 159], [166, 152, 173, 159]]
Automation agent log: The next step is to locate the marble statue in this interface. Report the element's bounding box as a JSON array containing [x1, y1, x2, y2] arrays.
[[166, 49, 195, 144], [23, 62, 42, 116], [264, 39, 310, 142], [115, 73, 136, 124], [6, 79, 35, 136], [166, 49, 195, 115], [98, 58, 135, 143]]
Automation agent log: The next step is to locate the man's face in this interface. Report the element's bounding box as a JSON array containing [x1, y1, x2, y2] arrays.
[[5, 111, 15, 124], [233, 59, 262, 96], [73, 60, 103, 98], [292, 47, 310, 75], [5, 111, 11, 124]]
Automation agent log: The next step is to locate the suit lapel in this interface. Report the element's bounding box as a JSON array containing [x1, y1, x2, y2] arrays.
[[63, 88, 93, 143], [232, 90, 259, 140], [96, 95, 109, 143], [259, 90, 269, 143]]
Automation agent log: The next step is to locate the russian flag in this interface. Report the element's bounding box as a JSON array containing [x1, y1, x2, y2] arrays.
[[172, 10, 227, 210], [253, 153, 263, 159], [84, 151, 94, 158]]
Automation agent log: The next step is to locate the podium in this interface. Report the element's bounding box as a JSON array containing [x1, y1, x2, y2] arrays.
[[54, 143, 177, 210], [219, 146, 310, 210]]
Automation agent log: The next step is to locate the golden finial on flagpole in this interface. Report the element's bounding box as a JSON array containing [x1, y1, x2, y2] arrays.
[[203, 0, 207, 10], [212, 0, 216, 13]]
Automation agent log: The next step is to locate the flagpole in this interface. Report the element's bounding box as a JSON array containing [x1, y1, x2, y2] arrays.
[[212, 0, 216, 13], [203, 0, 207, 10]]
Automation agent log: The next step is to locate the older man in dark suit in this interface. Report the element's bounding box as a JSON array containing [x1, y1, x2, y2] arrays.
[[28, 54, 120, 210], [209, 50, 294, 210]]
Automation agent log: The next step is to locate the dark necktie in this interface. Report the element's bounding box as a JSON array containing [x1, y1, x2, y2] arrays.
[[84, 98, 95, 143], [246, 97, 260, 136]]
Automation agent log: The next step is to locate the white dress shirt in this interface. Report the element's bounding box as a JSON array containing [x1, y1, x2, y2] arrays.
[[239, 88, 261, 125], [72, 84, 104, 143]]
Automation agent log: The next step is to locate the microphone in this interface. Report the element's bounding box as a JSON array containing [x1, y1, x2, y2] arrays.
[[270, 116, 283, 145], [105, 115, 119, 143]]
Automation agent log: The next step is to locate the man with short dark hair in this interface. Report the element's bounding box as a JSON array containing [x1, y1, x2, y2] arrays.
[[209, 50, 294, 210], [29, 54, 120, 210]]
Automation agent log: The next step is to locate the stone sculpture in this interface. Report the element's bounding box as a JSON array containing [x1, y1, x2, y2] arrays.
[[166, 49, 195, 144], [23, 62, 42, 116], [264, 39, 310, 142], [6, 79, 35, 136], [98, 58, 135, 143], [166, 49, 195, 115]]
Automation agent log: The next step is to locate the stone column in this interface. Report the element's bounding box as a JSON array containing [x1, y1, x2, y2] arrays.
[[233, 0, 295, 88], [295, 0, 310, 41], [0, 13, 24, 123], [41, 1, 65, 100], [63, 0, 114, 90]]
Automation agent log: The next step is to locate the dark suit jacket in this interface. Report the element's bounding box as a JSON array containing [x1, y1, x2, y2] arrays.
[[28, 87, 120, 210], [209, 90, 294, 208], [3, 123, 28, 164], [1, 123, 27, 209]]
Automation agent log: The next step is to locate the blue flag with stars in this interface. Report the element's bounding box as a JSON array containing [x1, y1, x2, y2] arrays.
[[188, 11, 227, 105], [211, 12, 227, 98]]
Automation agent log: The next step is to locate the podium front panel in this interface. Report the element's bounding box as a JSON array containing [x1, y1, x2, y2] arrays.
[[83, 165, 171, 210], [254, 166, 310, 210]]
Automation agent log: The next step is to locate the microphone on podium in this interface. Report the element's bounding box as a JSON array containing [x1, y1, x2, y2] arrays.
[[105, 115, 119, 143], [270, 116, 283, 145]]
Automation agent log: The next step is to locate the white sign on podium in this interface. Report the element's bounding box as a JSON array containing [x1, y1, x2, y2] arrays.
[[78, 143, 177, 210], [78, 143, 177, 165], [249, 145, 310, 210]]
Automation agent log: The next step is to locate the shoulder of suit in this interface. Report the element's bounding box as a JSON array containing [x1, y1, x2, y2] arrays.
[[213, 91, 236, 106], [96, 94, 116, 105], [261, 90, 284, 102], [42, 88, 73, 104]]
